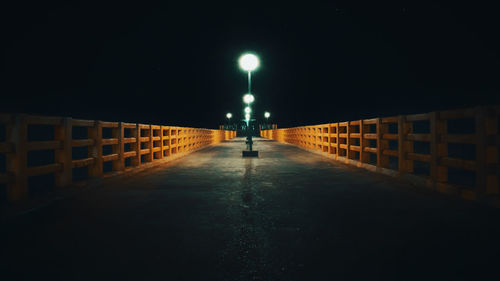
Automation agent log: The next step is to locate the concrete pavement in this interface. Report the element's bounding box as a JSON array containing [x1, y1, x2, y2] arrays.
[[1, 137, 500, 281]]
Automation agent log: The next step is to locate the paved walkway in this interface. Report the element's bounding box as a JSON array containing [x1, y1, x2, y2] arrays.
[[1, 138, 500, 281]]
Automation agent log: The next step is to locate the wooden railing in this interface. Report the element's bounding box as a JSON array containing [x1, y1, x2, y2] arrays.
[[261, 106, 499, 202], [0, 114, 236, 201]]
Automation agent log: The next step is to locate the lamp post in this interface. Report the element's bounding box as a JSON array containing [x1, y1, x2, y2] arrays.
[[264, 111, 270, 130], [239, 53, 259, 156], [226, 113, 232, 130]]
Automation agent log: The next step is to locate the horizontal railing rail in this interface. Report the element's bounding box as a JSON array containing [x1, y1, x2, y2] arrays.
[[261, 106, 499, 202], [0, 114, 236, 201]]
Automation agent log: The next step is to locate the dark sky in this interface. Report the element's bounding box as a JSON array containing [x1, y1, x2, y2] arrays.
[[1, 2, 499, 128]]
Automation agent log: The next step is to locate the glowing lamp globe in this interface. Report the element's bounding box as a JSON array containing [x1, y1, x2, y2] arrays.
[[226, 113, 232, 119], [244, 107, 251, 114], [245, 113, 251, 121], [264, 112, 270, 118], [243, 94, 255, 104], [239, 54, 260, 72]]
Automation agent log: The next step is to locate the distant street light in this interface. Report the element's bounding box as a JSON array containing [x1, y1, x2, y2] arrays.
[[243, 93, 255, 104], [238, 54, 260, 72], [264, 112, 271, 130], [239, 53, 259, 156], [226, 113, 233, 130]]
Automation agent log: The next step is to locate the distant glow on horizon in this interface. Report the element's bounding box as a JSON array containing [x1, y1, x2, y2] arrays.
[[243, 93, 254, 104], [264, 112, 270, 118], [244, 107, 251, 114], [238, 53, 260, 72], [226, 113, 232, 119]]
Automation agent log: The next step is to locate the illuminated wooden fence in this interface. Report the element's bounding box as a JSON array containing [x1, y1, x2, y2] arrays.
[[0, 114, 236, 201], [261, 106, 500, 202]]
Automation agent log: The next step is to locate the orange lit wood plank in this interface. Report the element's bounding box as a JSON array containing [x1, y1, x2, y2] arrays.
[[406, 113, 430, 121], [102, 154, 119, 162], [381, 116, 398, 123], [350, 145, 361, 152], [124, 137, 136, 144], [27, 163, 63, 177], [364, 147, 377, 153], [102, 138, 119, 145], [123, 123, 136, 129], [363, 118, 377, 125], [72, 119, 94, 127], [382, 134, 398, 140], [72, 139, 94, 147], [123, 151, 137, 158], [25, 115, 62, 125], [26, 141, 62, 151], [72, 158, 94, 168], [382, 149, 398, 157], [407, 152, 431, 163], [101, 121, 119, 128], [407, 134, 431, 142]]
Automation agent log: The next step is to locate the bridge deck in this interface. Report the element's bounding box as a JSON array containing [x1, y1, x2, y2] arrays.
[[1, 137, 500, 280]]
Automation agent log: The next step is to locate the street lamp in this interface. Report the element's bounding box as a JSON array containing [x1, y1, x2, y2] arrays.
[[226, 113, 232, 130], [239, 53, 260, 157], [264, 111, 270, 130], [243, 93, 255, 104]]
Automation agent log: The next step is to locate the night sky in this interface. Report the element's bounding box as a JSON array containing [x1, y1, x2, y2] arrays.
[[1, 2, 499, 128]]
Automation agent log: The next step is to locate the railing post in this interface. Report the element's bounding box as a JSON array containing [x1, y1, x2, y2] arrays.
[[55, 117, 72, 187], [328, 124, 332, 155], [159, 126, 164, 159], [131, 123, 141, 166], [88, 120, 103, 177], [169, 128, 173, 155], [360, 120, 368, 164], [146, 125, 153, 162], [404, 117, 414, 173], [377, 118, 389, 168], [6, 114, 28, 200], [398, 115, 413, 173], [335, 123, 340, 160], [431, 112, 448, 187], [346, 121, 350, 163], [112, 122, 124, 171]]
